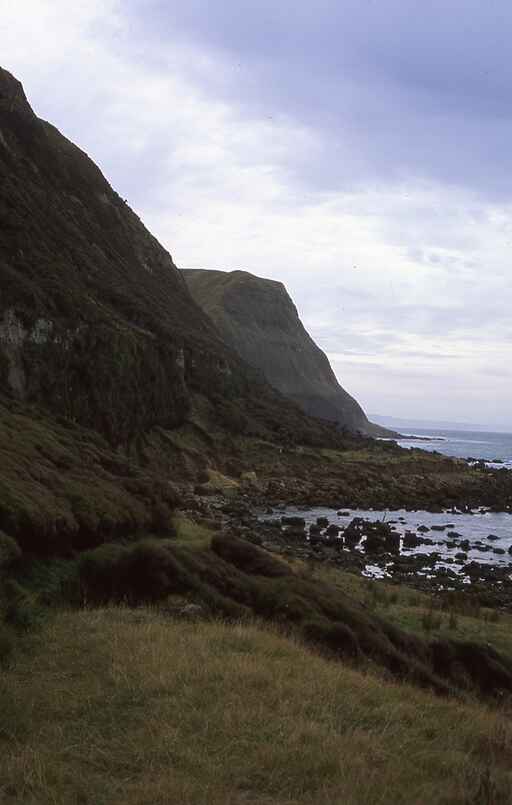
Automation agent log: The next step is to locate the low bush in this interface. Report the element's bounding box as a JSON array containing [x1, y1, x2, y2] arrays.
[[211, 534, 292, 578], [2, 579, 44, 631], [0, 531, 21, 569], [302, 618, 360, 659], [0, 623, 14, 665]]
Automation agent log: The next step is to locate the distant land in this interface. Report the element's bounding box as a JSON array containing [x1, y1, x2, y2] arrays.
[[370, 414, 512, 434]]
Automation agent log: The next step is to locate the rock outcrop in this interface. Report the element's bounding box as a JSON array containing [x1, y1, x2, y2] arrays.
[[183, 269, 392, 436]]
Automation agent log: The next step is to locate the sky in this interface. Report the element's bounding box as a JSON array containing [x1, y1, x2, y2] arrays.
[[2, 1, 512, 428]]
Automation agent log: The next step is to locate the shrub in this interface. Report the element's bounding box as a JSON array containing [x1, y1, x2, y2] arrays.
[[78, 543, 127, 602], [79, 541, 197, 604], [117, 542, 192, 602], [0, 532, 21, 569], [0, 624, 14, 665], [211, 534, 292, 578], [302, 619, 360, 659], [2, 579, 43, 631]]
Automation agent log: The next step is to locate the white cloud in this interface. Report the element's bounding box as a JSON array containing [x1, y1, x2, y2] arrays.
[[2, 1, 511, 427]]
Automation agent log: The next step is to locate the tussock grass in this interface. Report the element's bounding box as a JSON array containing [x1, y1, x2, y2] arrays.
[[171, 514, 213, 549], [315, 565, 512, 658], [0, 398, 177, 554], [74, 535, 512, 697], [1, 608, 512, 804]]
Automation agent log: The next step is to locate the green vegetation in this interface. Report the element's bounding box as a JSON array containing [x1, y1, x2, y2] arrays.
[[66, 534, 512, 697], [0, 397, 177, 554], [1, 608, 512, 805], [171, 514, 214, 549], [310, 564, 512, 659]]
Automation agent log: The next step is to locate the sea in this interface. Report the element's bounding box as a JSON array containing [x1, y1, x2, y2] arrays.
[[260, 428, 512, 579], [393, 428, 512, 469]]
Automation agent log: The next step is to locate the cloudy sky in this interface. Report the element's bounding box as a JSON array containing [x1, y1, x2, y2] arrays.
[[3, 1, 512, 428]]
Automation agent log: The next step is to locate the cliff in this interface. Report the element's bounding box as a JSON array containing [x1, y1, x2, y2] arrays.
[[0, 67, 342, 450], [0, 66, 358, 549], [182, 269, 391, 436]]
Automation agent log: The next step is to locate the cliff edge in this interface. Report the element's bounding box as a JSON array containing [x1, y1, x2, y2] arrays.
[[182, 269, 393, 437]]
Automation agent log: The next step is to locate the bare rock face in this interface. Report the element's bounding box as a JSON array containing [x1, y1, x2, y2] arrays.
[[183, 269, 390, 436]]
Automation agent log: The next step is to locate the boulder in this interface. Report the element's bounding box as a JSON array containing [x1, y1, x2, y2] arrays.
[[281, 516, 306, 528]]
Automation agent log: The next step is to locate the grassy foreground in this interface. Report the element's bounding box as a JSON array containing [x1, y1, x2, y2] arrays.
[[1, 609, 512, 805]]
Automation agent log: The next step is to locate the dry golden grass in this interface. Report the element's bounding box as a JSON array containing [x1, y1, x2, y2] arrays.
[[1, 609, 512, 804]]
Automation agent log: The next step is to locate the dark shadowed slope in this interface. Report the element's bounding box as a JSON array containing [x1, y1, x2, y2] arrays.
[[183, 268, 392, 436], [0, 67, 344, 449]]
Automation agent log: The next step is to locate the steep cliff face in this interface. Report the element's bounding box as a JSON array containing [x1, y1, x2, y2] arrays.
[[183, 269, 390, 437], [0, 68, 270, 446], [0, 67, 347, 454]]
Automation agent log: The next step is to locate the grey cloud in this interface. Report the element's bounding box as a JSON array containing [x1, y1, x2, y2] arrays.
[[127, 0, 512, 199]]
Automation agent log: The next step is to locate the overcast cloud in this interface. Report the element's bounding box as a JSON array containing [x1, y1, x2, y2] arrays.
[[2, 1, 511, 427]]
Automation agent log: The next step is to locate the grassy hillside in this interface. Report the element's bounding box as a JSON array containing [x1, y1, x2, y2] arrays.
[[5, 521, 512, 699], [1, 609, 511, 805], [0, 396, 178, 554]]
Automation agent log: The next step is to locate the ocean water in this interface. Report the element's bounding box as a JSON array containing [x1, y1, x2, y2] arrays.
[[393, 428, 512, 468], [260, 429, 512, 581], [261, 505, 512, 578]]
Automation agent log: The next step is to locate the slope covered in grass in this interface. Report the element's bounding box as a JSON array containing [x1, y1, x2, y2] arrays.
[[0, 396, 177, 555], [74, 534, 512, 698], [1, 608, 511, 805]]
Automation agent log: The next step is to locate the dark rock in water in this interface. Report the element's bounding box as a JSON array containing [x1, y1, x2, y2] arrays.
[[487, 534, 499, 541], [281, 516, 306, 528], [418, 525, 430, 533], [403, 531, 421, 548], [363, 521, 400, 554], [309, 523, 322, 535], [459, 539, 470, 551], [493, 548, 506, 555], [337, 510, 351, 517], [325, 524, 341, 538], [447, 531, 462, 539], [344, 517, 366, 544], [455, 552, 468, 561], [317, 517, 329, 528], [283, 526, 306, 541], [431, 525, 446, 532]]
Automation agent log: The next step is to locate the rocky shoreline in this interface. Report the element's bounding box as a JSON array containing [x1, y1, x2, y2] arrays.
[[179, 480, 512, 609]]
